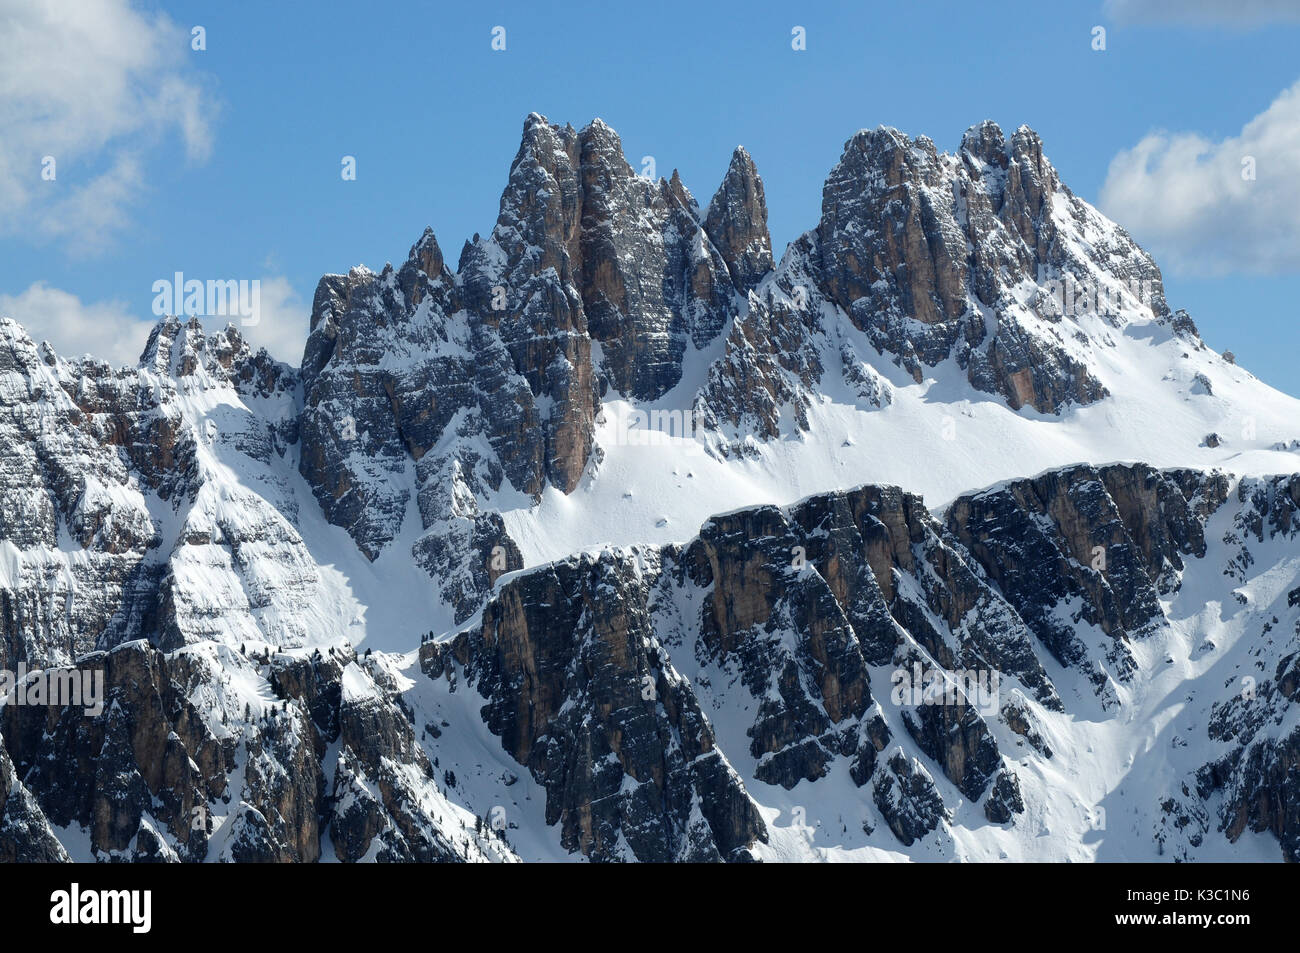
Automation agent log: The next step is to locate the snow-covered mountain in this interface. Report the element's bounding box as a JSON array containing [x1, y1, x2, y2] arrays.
[[1, 114, 1298, 862]]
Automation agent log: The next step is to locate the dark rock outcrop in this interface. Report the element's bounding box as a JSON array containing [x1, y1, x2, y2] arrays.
[[873, 749, 948, 846], [947, 463, 1230, 701], [984, 770, 1025, 824], [0, 640, 507, 862], [422, 551, 767, 862]]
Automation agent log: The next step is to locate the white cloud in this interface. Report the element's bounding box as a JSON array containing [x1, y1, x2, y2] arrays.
[[1099, 80, 1300, 276], [0, 0, 215, 253], [0, 282, 154, 366], [0, 276, 308, 370], [241, 276, 308, 366], [1104, 0, 1300, 26]]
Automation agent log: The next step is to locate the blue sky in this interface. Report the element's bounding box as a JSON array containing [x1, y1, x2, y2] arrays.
[[3, 0, 1299, 393]]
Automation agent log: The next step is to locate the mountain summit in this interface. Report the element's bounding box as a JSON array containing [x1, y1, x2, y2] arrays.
[[1, 115, 1298, 863]]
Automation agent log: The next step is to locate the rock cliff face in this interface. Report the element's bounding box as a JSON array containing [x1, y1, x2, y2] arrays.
[[298, 234, 528, 621], [422, 552, 766, 862], [696, 120, 1195, 447], [1195, 474, 1300, 862], [298, 114, 769, 616], [2, 113, 1299, 863], [0, 315, 320, 666], [0, 313, 517, 861], [946, 463, 1230, 702], [0, 639, 513, 862], [659, 483, 1055, 802], [407, 463, 1300, 861]]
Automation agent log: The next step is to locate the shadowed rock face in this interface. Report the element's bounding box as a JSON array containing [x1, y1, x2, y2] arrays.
[[298, 114, 769, 607], [458, 117, 594, 495], [667, 483, 1053, 800], [422, 551, 768, 862], [946, 463, 1230, 700], [0, 640, 509, 862], [0, 742, 67, 862], [874, 749, 949, 846], [676, 502, 883, 789], [699, 119, 1191, 437]]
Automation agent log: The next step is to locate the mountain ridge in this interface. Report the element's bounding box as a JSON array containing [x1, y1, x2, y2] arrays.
[[1, 114, 1298, 863]]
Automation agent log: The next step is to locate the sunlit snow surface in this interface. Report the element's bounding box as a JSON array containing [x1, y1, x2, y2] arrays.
[[502, 307, 1300, 571]]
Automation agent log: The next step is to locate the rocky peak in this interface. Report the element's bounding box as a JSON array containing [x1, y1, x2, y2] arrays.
[[408, 226, 447, 283], [665, 168, 694, 212], [1007, 124, 1059, 211], [442, 113, 762, 494], [491, 114, 584, 285], [704, 145, 773, 293], [698, 118, 1188, 420], [815, 125, 967, 327], [139, 315, 206, 378], [959, 119, 1010, 170]]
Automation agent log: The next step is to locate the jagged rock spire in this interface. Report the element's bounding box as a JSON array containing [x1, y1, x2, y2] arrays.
[[704, 145, 773, 294]]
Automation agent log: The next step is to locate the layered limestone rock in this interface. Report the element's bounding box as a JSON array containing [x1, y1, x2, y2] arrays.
[[812, 121, 1130, 411], [422, 550, 768, 862], [1196, 474, 1300, 862], [419, 475, 1087, 855], [668, 502, 883, 788], [0, 318, 157, 668], [299, 114, 770, 615], [408, 463, 1300, 860], [298, 232, 528, 620], [0, 639, 513, 862], [457, 115, 757, 454], [3, 448, 1299, 860], [658, 483, 1054, 799], [2, 112, 1297, 864], [295, 113, 1208, 576], [696, 118, 1190, 446], [0, 315, 323, 666], [946, 463, 1231, 703], [454, 116, 595, 493]]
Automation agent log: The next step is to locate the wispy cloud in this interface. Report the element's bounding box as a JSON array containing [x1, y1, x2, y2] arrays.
[[0, 0, 216, 254], [1099, 79, 1300, 276], [243, 276, 309, 366]]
